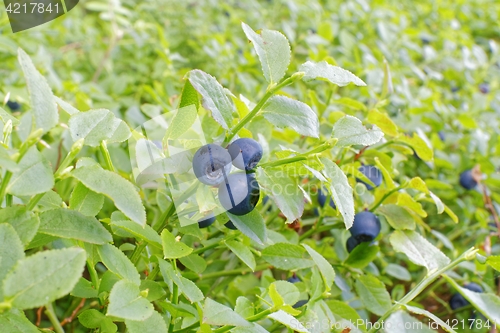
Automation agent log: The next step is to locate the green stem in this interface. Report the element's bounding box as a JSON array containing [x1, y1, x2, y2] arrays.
[[367, 247, 478, 333], [173, 322, 200, 333], [147, 265, 160, 280], [54, 139, 84, 179], [27, 193, 46, 211], [370, 186, 403, 212], [168, 260, 179, 333], [45, 302, 65, 333], [200, 264, 269, 280], [224, 73, 304, 145], [99, 141, 115, 172], [86, 261, 100, 292]]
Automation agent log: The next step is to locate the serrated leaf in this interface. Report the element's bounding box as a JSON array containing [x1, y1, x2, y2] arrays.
[[0, 224, 24, 300], [187, 69, 234, 129], [107, 280, 154, 321], [303, 244, 335, 291], [0, 309, 40, 333], [268, 310, 310, 333], [332, 97, 367, 111], [300, 60, 366, 86], [111, 219, 162, 249], [71, 278, 99, 298], [385, 264, 411, 281], [241, 23, 291, 84], [226, 240, 256, 271], [3, 248, 86, 309], [164, 105, 198, 140], [38, 208, 112, 244], [261, 95, 319, 138], [18, 48, 58, 133], [256, 167, 304, 223], [332, 115, 384, 147], [397, 193, 427, 218], [367, 109, 399, 136], [390, 230, 450, 273], [7, 146, 54, 196], [161, 229, 193, 259], [0, 206, 39, 245], [377, 204, 416, 230], [262, 243, 314, 270], [72, 164, 146, 226], [125, 311, 168, 333], [405, 304, 457, 333], [179, 79, 200, 109], [398, 133, 433, 161], [178, 253, 207, 274], [158, 258, 204, 303], [326, 300, 365, 330], [97, 243, 140, 285], [270, 281, 300, 307], [354, 274, 392, 316], [69, 182, 105, 216], [203, 298, 250, 327], [54, 96, 79, 115], [226, 209, 267, 246], [321, 158, 355, 229], [345, 243, 380, 269]]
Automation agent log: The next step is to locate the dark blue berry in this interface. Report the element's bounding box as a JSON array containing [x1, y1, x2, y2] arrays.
[[459, 169, 477, 190], [224, 220, 237, 230], [6, 100, 20, 111], [438, 131, 445, 142], [287, 276, 300, 283], [218, 173, 260, 215], [227, 138, 263, 171], [292, 299, 308, 308], [479, 83, 490, 94], [346, 236, 360, 253], [198, 213, 215, 228], [192, 144, 232, 186], [350, 211, 381, 242], [449, 283, 483, 310], [464, 283, 483, 293], [356, 165, 382, 190], [317, 187, 336, 209]]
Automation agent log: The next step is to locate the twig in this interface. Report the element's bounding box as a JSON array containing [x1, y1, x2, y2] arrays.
[[36, 306, 44, 326], [59, 298, 86, 327]]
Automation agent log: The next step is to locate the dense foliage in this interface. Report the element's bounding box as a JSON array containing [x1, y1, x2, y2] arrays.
[[1, 0, 500, 332]]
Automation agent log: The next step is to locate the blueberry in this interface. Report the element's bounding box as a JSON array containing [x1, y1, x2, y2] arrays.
[[192, 144, 232, 186], [6, 100, 20, 111], [479, 83, 490, 94], [356, 165, 382, 190], [218, 173, 260, 215], [224, 220, 237, 230], [459, 169, 477, 190], [292, 299, 308, 308], [449, 283, 483, 310], [317, 187, 336, 209], [350, 211, 381, 242], [451, 86, 459, 93], [421, 36, 431, 44], [198, 213, 215, 228], [438, 131, 445, 142], [346, 236, 360, 253], [287, 276, 301, 283], [227, 138, 263, 171]]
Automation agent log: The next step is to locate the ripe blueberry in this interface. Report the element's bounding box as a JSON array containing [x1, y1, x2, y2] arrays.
[[227, 138, 263, 171], [449, 283, 483, 310], [438, 131, 445, 142], [346, 236, 360, 253], [459, 169, 477, 190], [6, 100, 20, 111], [192, 144, 232, 186], [287, 276, 300, 283], [198, 213, 215, 228], [317, 187, 336, 209], [479, 83, 490, 94], [356, 165, 382, 190], [224, 220, 237, 230], [350, 211, 381, 242], [218, 173, 260, 215]]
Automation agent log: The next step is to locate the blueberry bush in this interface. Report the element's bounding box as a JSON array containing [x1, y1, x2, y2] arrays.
[[1, 1, 500, 332]]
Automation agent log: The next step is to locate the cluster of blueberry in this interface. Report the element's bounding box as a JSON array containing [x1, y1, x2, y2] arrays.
[[317, 164, 383, 253], [193, 138, 263, 229]]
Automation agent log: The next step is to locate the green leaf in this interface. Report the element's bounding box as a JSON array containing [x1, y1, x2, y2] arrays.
[[179, 79, 200, 109], [262, 243, 314, 270], [18, 48, 58, 133], [179, 253, 207, 274], [345, 242, 380, 269], [203, 298, 250, 327], [38, 208, 112, 244], [367, 109, 399, 137], [404, 304, 457, 333], [302, 244, 335, 291], [226, 240, 256, 271], [72, 164, 146, 226], [71, 278, 99, 298], [487, 255, 500, 272], [126, 311, 168, 333], [0, 308, 40, 333], [164, 105, 198, 140], [54, 96, 79, 115], [111, 219, 162, 249], [241, 22, 291, 85], [377, 204, 416, 230], [0, 206, 39, 245], [332, 115, 384, 147], [0, 106, 20, 125], [390, 230, 450, 273], [326, 300, 365, 330], [0, 224, 25, 300], [78, 309, 118, 332], [7, 146, 54, 196], [97, 243, 141, 285], [0, 145, 17, 172], [398, 133, 433, 161], [161, 229, 193, 259], [321, 158, 355, 229], [69, 182, 105, 217], [354, 274, 392, 316], [256, 167, 304, 223], [107, 280, 154, 321], [332, 97, 367, 111], [385, 311, 436, 333], [187, 69, 234, 129], [68, 109, 131, 147], [2, 248, 86, 309], [300, 60, 366, 86], [158, 258, 204, 303], [385, 263, 411, 281], [270, 281, 300, 307], [226, 209, 267, 246], [268, 310, 310, 333], [261, 95, 319, 138]]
